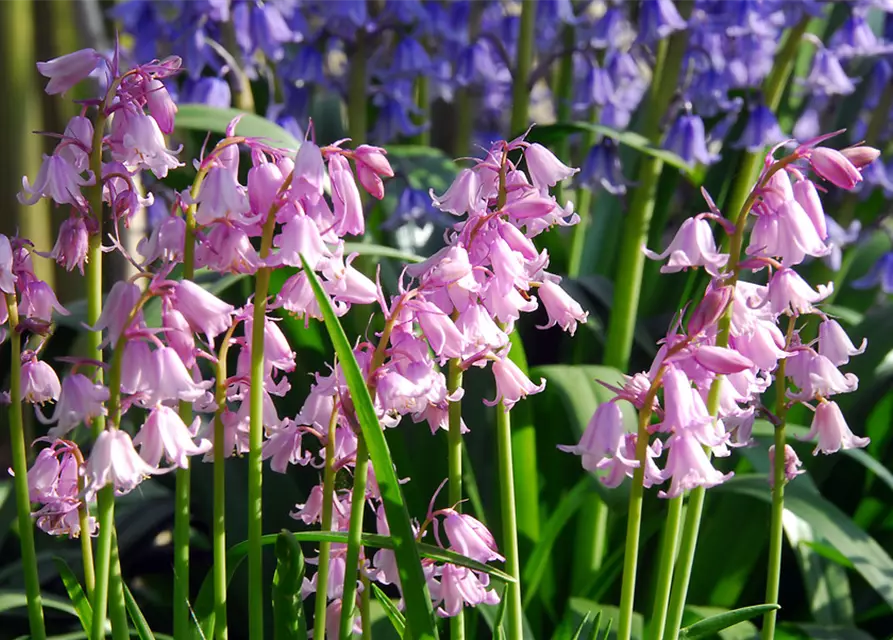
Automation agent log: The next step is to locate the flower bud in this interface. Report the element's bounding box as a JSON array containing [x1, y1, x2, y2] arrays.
[[145, 79, 178, 134], [841, 145, 881, 169], [688, 285, 732, 335], [808, 147, 863, 189]]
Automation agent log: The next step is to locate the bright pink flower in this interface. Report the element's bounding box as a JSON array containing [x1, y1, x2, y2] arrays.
[[329, 154, 364, 235], [524, 143, 579, 191], [0, 235, 15, 294], [414, 300, 466, 362], [37, 48, 100, 94], [732, 322, 788, 372], [195, 167, 251, 226], [145, 79, 178, 134], [47, 216, 89, 274], [431, 168, 484, 215], [768, 444, 805, 487], [536, 280, 587, 335], [802, 400, 869, 455], [273, 214, 332, 269], [38, 373, 108, 437], [173, 279, 235, 341], [323, 256, 379, 306], [199, 223, 260, 274], [85, 429, 161, 496], [353, 145, 393, 199], [764, 268, 832, 316], [456, 304, 509, 355], [262, 423, 312, 473], [436, 564, 500, 618], [558, 401, 632, 472], [19, 154, 93, 208], [747, 199, 829, 265], [643, 217, 729, 277], [658, 430, 733, 498], [818, 319, 866, 366], [442, 510, 504, 563], [808, 147, 863, 189], [688, 285, 732, 335], [92, 281, 142, 345], [291, 141, 326, 202], [482, 282, 537, 327], [248, 161, 285, 217], [277, 271, 325, 322], [21, 359, 61, 405], [485, 356, 545, 410], [133, 405, 210, 468]]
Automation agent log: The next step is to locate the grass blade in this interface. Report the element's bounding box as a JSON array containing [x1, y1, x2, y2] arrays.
[[272, 531, 308, 640], [53, 557, 93, 634], [678, 604, 780, 639], [122, 583, 155, 640], [569, 612, 591, 640], [371, 583, 405, 638]]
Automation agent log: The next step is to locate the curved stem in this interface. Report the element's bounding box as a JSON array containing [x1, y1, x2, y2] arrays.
[[313, 406, 340, 640], [649, 496, 683, 640], [339, 436, 370, 639], [496, 403, 522, 639], [509, 0, 536, 136], [447, 358, 466, 640], [5, 295, 47, 640]]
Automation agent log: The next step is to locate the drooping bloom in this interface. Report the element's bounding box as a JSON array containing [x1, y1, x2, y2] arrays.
[[801, 401, 869, 455], [37, 48, 101, 94], [85, 429, 161, 496], [132, 405, 211, 468], [644, 217, 729, 277]]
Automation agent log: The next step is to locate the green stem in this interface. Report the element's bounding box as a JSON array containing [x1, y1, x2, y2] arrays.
[[360, 574, 373, 640], [662, 487, 705, 640], [412, 75, 430, 146], [568, 107, 598, 279], [649, 496, 683, 640], [509, 0, 536, 136], [339, 437, 370, 639], [76, 469, 96, 600], [109, 531, 130, 640], [496, 404, 522, 639], [348, 31, 368, 145], [552, 24, 575, 208], [314, 407, 340, 640], [447, 358, 465, 640], [248, 209, 279, 640], [5, 295, 47, 640], [91, 486, 116, 640], [603, 25, 689, 372]]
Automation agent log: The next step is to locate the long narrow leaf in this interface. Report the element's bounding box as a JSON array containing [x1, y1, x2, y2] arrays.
[[371, 583, 406, 638], [175, 104, 299, 149], [678, 604, 780, 639], [570, 612, 591, 640], [123, 584, 155, 640], [272, 531, 308, 640], [53, 557, 93, 634]]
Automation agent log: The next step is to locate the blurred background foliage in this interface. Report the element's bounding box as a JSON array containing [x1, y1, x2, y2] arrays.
[[2, 1, 893, 639]]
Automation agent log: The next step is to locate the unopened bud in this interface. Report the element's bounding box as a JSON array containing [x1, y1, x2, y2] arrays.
[[688, 285, 733, 335], [808, 147, 862, 190], [841, 145, 881, 169]]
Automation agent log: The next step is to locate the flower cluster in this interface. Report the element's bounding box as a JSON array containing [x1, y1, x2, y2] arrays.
[[562, 132, 877, 495]]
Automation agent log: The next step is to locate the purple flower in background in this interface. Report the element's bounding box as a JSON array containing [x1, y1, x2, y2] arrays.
[[664, 112, 719, 166], [735, 102, 785, 152], [383, 187, 442, 231], [577, 140, 629, 195], [822, 216, 861, 272], [831, 12, 889, 58], [852, 251, 893, 292], [805, 47, 856, 96], [637, 0, 687, 44], [574, 57, 614, 109]]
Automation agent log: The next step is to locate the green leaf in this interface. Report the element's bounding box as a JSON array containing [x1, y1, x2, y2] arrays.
[[300, 254, 439, 639], [527, 123, 704, 183], [272, 530, 308, 640], [341, 242, 425, 264], [52, 557, 93, 634], [371, 583, 405, 638], [570, 612, 592, 640], [123, 583, 156, 640], [383, 144, 459, 193], [0, 589, 81, 618], [678, 604, 780, 639], [175, 104, 299, 149]]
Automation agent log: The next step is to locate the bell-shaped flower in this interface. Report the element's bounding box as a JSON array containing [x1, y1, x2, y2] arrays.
[[457, 304, 509, 356], [442, 510, 504, 563], [806, 48, 856, 96], [768, 444, 805, 487], [137, 215, 185, 265], [47, 216, 89, 274], [19, 154, 93, 208], [808, 147, 864, 190], [92, 281, 142, 345], [577, 140, 629, 195], [144, 347, 212, 405], [39, 373, 108, 437], [133, 405, 211, 468], [600, 433, 664, 488], [636, 0, 687, 43], [801, 400, 869, 455], [263, 423, 313, 473], [85, 429, 161, 496], [485, 356, 545, 411], [664, 113, 719, 166], [291, 141, 326, 202], [735, 103, 785, 153], [436, 564, 500, 618], [273, 214, 332, 270], [110, 110, 182, 179], [247, 161, 285, 216], [852, 251, 893, 292], [173, 279, 235, 342], [536, 280, 588, 335], [195, 166, 251, 226], [145, 79, 178, 134], [792, 179, 828, 241], [37, 48, 100, 95], [524, 143, 578, 192], [431, 168, 485, 215], [58, 116, 93, 172], [329, 154, 364, 236], [162, 305, 196, 369], [732, 322, 788, 372], [482, 282, 538, 327], [414, 300, 466, 363], [21, 359, 61, 405], [558, 401, 632, 472], [199, 223, 260, 274], [658, 430, 733, 498], [818, 319, 866, 366], [747, 199, 830, 265], [643, 217, 729, 277], [763, 268, 832, 316], [19, 278, 69, 323], [786, 350, 858, 402], [323, 256, 379, 306], [278, 271, 326, 322]]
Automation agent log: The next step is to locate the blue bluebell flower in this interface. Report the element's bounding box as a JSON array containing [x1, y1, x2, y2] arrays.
[[831, 12, 890, 58], [382, 187, 443, 231], [283, 45, 326, 86], [577, 140, 629, 196], [664, 112, 719, 166], [852, 251, 893, 292], [823, 218, 861, 272], [804, 47, 856, 96], [181, 77, 232, 108], [391, 36, 432, 76], [636, 0, 687, 44], [735, 102, 785, 152], [574, 57, 614, 109]]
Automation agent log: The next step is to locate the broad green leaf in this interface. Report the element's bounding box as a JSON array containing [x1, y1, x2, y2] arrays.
[[53, 557, 93, 634], [123, 583, 155, 640], [175, 104, 299, 149], [342, 242, 425, 263], [718, 474, 893, 612], [300, 254, 438, 639], [678, 604, 779, 639], [371, 584, 405, 638], [526, 123, 704, 183], [272, 531, 308, 640], [383, 144, 459, 194]]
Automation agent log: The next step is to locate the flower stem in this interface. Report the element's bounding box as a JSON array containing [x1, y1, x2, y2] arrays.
[[75, 455, 96, 599], [648, 496, 683, 640], [447, 358, 465, 640], [91, 486, 116, 640], [496, 403, 522, 639], [567, 108, 599, 280], [360, 574, 373, 640], [339, 436, 370, 639], [509, 0, 536, 136], [348, 30, 368, 145], [314, 406, 340, 640], [109, 531, 130, 640], [662, 487, 705, 640], [248, 208, 279, 640], [412, 75, 430, 146], [5, 295, 46, 640]]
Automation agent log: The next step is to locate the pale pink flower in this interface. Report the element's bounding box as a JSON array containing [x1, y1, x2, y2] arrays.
[[658, 430, 733, 498], [818, 319, 866, 366], [436, 564, 500, 618], [524, 143, 579, 191], [37, 48, 100, 95], [273, 214, 332, 269], [137, 215, 185, 264], [162, 305, 196, 369], [39, 373, 109, 437], [414, 299, 466, 362], [441, 510, 504, 563], [329, 154, 364, 236], [248, 161, 285, 216], [763, 268, 832, 316], [91, 281, 142, 345], [536, 280, 588, 335], [768, 444, 805, 487], [802, 401, 869, 455], [21, 359, 61, 404], [47, 217, 89, 274], [0, 235, 15, 294], [173, 279, 235, 341], [430, 168, 484, 215], [58, 116, 93, 172], [747, 199, 829, 265], [19, 154, 93, 208], [19, 279, 69, 323], [291, 141, 326, 202], [145, 78, 178, 134], [485, 356, 545, 410], [643, 217, 729, 277], [558, 401, 632, 472], [110, 110, 182, 178], [85, 429, 161, 496], [194, 167, 251, 226], [133, 405, 211, 468], [262, 423, 312, 473]]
